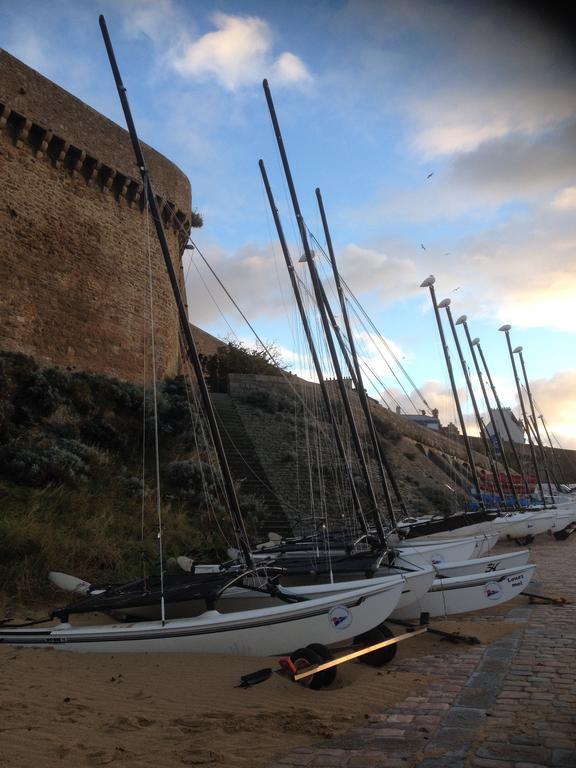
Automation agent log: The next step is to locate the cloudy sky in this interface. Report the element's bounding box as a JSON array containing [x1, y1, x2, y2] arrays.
[[2, 0, 575, 449]]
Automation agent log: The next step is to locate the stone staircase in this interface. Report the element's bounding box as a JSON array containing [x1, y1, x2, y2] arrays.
[[210, 392, 291, 537]]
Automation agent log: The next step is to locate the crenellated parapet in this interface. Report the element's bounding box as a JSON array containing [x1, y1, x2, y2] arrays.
[[0, 49, 196, 383], [0, 100, 194, 247]]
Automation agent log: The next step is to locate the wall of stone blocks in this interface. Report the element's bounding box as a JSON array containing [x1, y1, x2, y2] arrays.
[[0, 50, 193, 382]]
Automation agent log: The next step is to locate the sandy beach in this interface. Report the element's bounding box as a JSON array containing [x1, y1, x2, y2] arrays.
[[0, 603, 524, 768]]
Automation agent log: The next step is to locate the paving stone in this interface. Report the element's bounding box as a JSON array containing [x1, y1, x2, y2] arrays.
[[443, 707, 486, 728], [477, 658, 510, 673], [266, 538, 576, 768], [418, 756, 466, 768], [551, 748, 576, 766], [466, 672, 506, 690], [471, 758, 514, 767], [429, 726, 474, 748], [454, 687, 498, 709], [477, 742, 552, 763], [484, 646, 517, 659], [509, 735, 545, 746]]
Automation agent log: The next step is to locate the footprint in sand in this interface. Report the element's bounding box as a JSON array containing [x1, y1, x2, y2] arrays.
[[179, 749, 221, 765], [105, 715, 157, 732], [86, 746, 136, 765]]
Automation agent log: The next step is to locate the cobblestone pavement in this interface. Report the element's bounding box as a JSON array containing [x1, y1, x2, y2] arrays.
[[266, 534, 576, 768]]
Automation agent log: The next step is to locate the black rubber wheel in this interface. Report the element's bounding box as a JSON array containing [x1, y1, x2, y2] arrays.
[[306, 643, 337, 688], [553, 529, 570, 541], [354, 623, 397, 667], [514, 535, 535, 546], [290, 647, 325, 689]]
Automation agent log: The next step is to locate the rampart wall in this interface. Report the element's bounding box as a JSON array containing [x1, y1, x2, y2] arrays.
[[0, 50, 195, 382]]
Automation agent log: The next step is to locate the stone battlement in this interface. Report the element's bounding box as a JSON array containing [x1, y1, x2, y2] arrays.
[[0, 50, 195, 382]]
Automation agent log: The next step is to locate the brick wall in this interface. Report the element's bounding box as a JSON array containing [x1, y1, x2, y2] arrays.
[[0, 50, 193, 382]]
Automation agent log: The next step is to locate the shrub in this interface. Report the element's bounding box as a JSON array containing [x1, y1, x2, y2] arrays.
[[121, 476, 146, 498], [47, 422, 80, 440], [242, 388, 294, 414], [13, 371, 61, 422], [80, 416, 127, 452], [419, 485, 453, 515], [0, 440, 89, 486], [202, 340, 285, 392], [164, 459, 219, 505], [238, 493, 268, 527]]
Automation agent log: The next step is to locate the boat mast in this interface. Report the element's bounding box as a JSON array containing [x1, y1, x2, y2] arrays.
[[99, 16, 253, 567], [441, 301, 506, 506], [262, 80, 387, 546], [473, 338, 531, 496], [499, 325, 547, 507], [514, 347, 555, 501], [315, 187, 406, 524], [258, 160, 372, 540], [420, 277, 485, 508], [457, 318, 521, 509]]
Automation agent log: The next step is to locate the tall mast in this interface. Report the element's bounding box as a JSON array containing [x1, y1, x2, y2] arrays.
[[457, 318, 521, 509], [99, 16, 253, 567], [258, 160, 371, 540], [514, 347, 555, 501], [474, 338, 531, 496], [499, 325, 546, 506], [262, 79, 387, 545], [315, 187, 406, 524], [420, 277, 484, 508], [441, 301, 506, 506]]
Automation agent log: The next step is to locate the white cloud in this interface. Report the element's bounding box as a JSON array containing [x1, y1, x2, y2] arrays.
[[527, 370, 576, 450], [184, 239, 302, 326], [551, 186, 576, 210], [411, 86, 576, 159], [172, 13, 311, 91], [337, 243, 419, 304], [273, 52, 312, 85], [119, 0, 189, 49]]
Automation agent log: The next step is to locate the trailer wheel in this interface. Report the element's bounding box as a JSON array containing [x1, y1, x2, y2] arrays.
[[553, 528, 570, 541], [290, 647, 325, 689], [514, 535, 535, 546], [306, 643, 337, 687], [354, 624, 397, 667]]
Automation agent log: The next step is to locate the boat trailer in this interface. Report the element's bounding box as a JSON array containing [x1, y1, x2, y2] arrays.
[[239, 619, 428, 690]]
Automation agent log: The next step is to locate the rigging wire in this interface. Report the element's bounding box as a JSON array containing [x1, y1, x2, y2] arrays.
[[306, 226, 432, 413], [143, 191, 166, 625]]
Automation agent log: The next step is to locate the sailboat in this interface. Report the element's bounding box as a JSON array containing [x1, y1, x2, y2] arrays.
[[0, 17, 406, 654], [252, 81, 537, 620]]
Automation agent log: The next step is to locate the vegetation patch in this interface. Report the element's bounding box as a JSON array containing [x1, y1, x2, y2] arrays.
[[0, 353, 248, 601]]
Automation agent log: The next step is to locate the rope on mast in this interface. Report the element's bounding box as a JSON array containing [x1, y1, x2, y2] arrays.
[[306, 228, 431, 414]]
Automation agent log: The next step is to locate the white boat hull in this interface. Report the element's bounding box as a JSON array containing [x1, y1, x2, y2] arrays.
[[548, 507, 576, 534], [434, 550, 530, 578], [113, 571, 412, 620], [403, 533, 499, 558], [400, 520, 496, 541], [396, 538, 477, 568], [391, 564, 536, 620], [0, 579, 404, 654], [495, 510, 556, 539]]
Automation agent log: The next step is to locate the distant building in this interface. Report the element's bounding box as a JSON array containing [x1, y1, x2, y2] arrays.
[[402, 408, 441, 432], [486, 407, 525, 444], [441, 422, 460, 438]]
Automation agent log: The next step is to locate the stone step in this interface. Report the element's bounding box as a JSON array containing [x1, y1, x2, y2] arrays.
[[210, 392, 290, 535]]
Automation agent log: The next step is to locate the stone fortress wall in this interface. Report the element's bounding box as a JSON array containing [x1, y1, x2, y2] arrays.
[[0, 50, 195, 382]]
